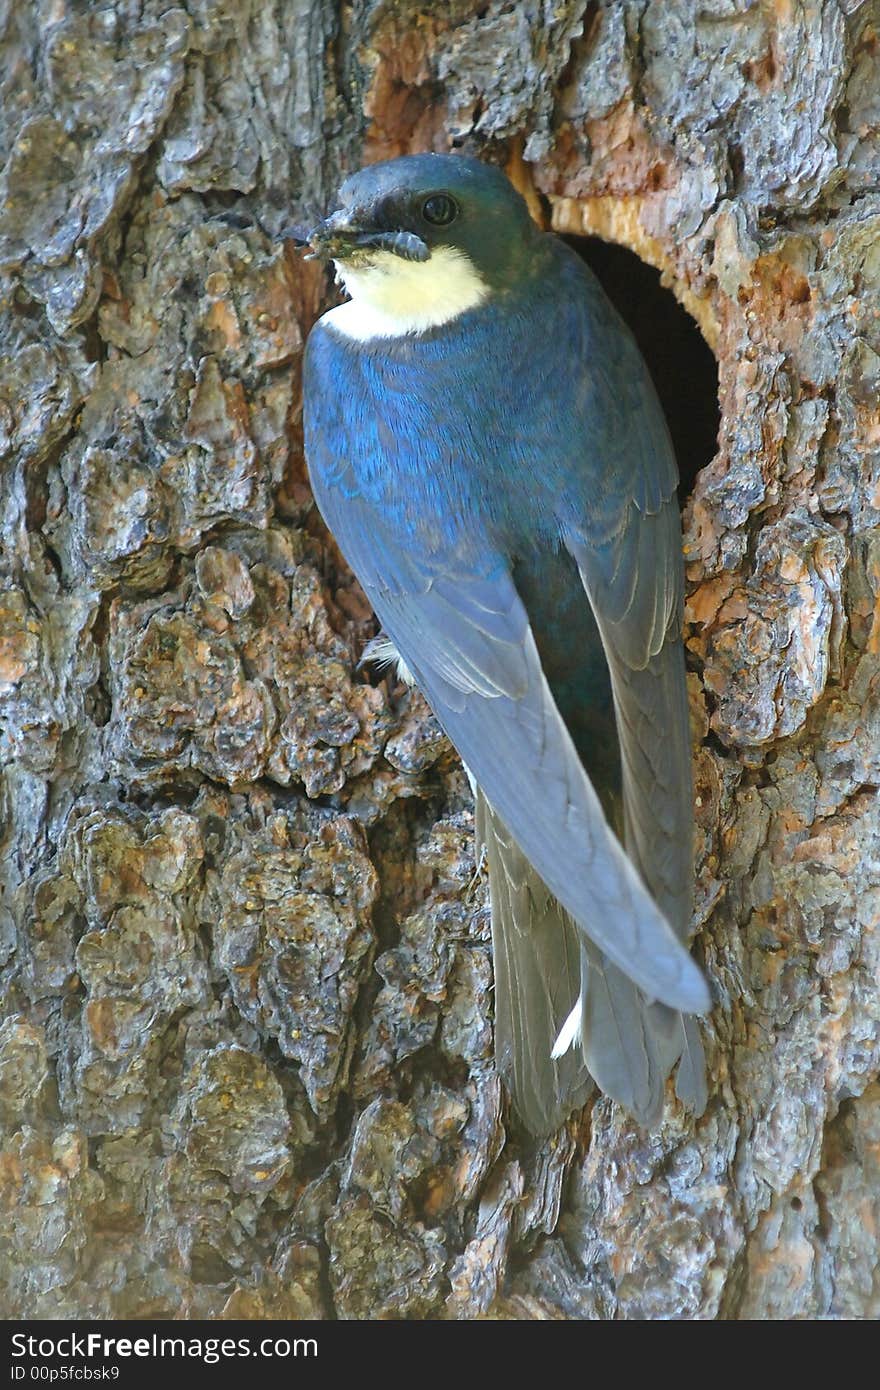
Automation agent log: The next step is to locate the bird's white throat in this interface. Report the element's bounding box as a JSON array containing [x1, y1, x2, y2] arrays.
[[324, 246, 489, 340]]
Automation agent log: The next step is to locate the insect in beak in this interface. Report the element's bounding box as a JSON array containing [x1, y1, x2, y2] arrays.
[[303, 211, 430, 264]]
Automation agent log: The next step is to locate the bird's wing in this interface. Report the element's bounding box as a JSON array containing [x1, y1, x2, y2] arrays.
[[308, 447, 707, 1014], [559, 270, 695, 943], [565, 501, 693, 938], [552, 258, 706, 1112]]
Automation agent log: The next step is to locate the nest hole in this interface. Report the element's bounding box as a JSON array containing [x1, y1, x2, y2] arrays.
[[562, 235, 720, 503]]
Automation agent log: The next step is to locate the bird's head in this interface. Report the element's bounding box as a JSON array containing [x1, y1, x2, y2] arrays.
[[305, 154, 538, 337]]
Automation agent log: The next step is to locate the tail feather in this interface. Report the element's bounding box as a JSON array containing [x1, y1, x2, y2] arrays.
[[478, 792, 593, 1136], [479, 790, 707, 1134], [674, 1012, 708, 1114], [579, 942, 665, 1127]]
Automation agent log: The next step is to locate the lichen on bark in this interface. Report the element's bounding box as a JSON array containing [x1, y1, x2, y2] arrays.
[[1, 0, 879, 1319]]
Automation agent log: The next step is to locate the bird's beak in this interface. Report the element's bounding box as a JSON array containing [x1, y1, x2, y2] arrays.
[[276, 211, 357, 261], [302, 209, 366, 263], [297, 209, 430, 265], [278, 221, 312, 248]]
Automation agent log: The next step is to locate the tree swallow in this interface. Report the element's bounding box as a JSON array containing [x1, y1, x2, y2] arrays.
[[302, 154, 710, 1135]]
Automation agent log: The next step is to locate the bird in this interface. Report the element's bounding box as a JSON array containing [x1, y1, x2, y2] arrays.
[[300, 153, 710, 1135]]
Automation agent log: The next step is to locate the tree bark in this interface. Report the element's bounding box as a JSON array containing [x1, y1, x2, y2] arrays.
[[1, 0, 878, 1320]]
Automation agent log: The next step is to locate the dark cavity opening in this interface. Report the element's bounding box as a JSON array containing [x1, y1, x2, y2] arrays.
[[562, 235, 720, 502]]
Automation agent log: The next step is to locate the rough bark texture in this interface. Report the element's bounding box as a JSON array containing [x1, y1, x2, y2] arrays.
[[1, 0, 879, 1320]]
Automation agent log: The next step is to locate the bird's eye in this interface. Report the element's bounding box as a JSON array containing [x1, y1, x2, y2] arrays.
[[421, 193, 459, 226]]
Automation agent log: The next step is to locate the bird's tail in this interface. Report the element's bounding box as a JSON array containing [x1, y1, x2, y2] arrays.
[[556, 942, 707, 1127], [478, 791, 706, 1135], [477, 793, 593, 1135]]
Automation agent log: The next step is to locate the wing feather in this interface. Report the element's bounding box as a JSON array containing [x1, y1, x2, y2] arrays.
[[315, 470, 707, 1013], [566, 497, 694, 938]]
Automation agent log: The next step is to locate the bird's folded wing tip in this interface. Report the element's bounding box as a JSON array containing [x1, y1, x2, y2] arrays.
[[670, 957, 712, 1015]]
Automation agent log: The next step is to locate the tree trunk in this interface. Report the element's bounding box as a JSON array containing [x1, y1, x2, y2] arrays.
[[2, 0, 878, 1320]]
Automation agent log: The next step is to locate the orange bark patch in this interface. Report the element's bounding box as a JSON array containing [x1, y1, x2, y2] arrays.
[[686, 575, 737, 627], [362, 17, 450, 160], [203, 296, 241, 352], [738, 250, 816, 362]]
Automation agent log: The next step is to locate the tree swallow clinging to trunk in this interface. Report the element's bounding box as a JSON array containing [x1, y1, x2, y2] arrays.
[[302, 153, 710, 1135]]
